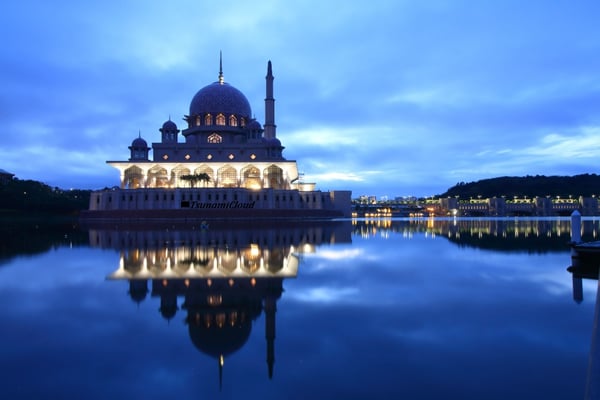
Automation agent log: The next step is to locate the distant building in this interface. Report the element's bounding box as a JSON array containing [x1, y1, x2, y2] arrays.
[[0, 169, 14, 185]]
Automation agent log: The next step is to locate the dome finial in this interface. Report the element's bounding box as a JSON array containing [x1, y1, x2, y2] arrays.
[[218, 51, 224, 84], [138, 129, 141, 139]]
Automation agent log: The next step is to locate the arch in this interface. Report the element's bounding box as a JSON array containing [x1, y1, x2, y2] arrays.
[[216, 113, 226, 126], [217, 248, 238, 274], [264, 165, 284, 189], [229, 115, 238, 127], [148, 165, 169, 188], [204, 113, 212, 125], [194, 165, 215, 187], [266, 248, 285, 273], [208, 133, 222, 143], [240, 244, 261, 274], [123, 165, 144, 189], [241, 165, 261, 190], [217, 165, 238, 188], [172, 165, 191, 187], [191, 246, 214, 274]]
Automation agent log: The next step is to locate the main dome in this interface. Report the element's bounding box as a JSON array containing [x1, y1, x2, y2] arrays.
[[189, 81, 252, 118]]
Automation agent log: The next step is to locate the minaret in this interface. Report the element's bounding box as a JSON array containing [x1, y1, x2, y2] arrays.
[[264, 60, 276, 140]]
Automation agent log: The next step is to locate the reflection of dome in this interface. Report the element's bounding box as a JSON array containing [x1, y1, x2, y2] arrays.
[[128, 280, 148, 303], [188, 315, 252, 357], [189, 82, 252, 118], [159, 296, 178, 321]]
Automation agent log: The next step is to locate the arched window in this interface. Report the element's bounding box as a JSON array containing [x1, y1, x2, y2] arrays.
[[172, 165, 191, 188], [148, 166, 169, 188], [264, 165, 284, 189], [124, 166, 144, 189], [217, 165, 237, 188], [240, 117, 246, 127], [194, 165, 215, 188], [208, 133, 222, 143], [229, 115, 238, 126], [216, 113, 226, 126], [195, 116, 201, 126], [241, 165, 261, 190], [205, 114, 212, 125]]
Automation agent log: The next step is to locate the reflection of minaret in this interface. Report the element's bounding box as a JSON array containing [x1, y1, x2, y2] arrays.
[[586, 270, 600, 400], [264, 294, 277, 379], [574, 274, 584, 304], [264, 61, 276, 140]]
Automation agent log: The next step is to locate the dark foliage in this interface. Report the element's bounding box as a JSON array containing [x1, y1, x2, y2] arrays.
[[0, 179, 91, 214], [438, 174, 600, 199]]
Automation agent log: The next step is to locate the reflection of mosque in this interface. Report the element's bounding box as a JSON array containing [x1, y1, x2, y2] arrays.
[[91, 221, 351, 386]]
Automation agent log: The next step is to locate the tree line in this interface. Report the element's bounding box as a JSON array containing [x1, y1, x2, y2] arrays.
[[0, 179, 91, 214], [437, 174, 600, 199]]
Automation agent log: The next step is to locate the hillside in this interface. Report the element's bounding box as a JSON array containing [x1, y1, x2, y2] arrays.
[[437, 174, 600, 199]]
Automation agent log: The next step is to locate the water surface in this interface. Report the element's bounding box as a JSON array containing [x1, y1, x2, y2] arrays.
[[0, 218, 598, 399]]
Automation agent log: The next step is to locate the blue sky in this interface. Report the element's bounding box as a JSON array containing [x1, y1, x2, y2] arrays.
[[1, 0, 599, 198]]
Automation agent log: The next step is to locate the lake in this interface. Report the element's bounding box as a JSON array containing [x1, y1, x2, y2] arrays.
[[1, 217, 599, 399]]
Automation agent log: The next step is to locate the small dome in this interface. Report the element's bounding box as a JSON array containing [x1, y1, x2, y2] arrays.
[[247, 119, 262, 131], [131, 137, 148, 148], [162, 119, 178, 131], [269, 138, 281, 147], [190, 82, 252, 118]]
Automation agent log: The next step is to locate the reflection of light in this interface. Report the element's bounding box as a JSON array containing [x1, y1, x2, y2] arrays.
[[306, 248, 363, 261], [250, 244, 260, 257], [301, 243, 315, 253], [220, 355, 224, 367], [291, 287, 359, 303]]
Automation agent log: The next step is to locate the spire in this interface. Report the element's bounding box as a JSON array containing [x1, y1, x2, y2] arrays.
[[218, 51, 224, 84], [264, 60, 276, 139], [138, 130, 141, 139]]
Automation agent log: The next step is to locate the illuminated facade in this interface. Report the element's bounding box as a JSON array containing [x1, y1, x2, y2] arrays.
[[83, 56, 351, 220]]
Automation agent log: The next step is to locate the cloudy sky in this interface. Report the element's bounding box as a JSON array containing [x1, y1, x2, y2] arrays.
[[1, 0, 599, 198]]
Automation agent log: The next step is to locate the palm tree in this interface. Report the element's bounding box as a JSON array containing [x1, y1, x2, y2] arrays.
[[180, 173, 211, 188]]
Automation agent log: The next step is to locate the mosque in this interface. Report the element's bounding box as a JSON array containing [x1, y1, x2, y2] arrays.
[[82, 56, 351, 220]]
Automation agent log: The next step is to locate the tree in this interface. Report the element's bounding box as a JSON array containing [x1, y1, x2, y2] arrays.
[[180, 173, 211, 188]]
